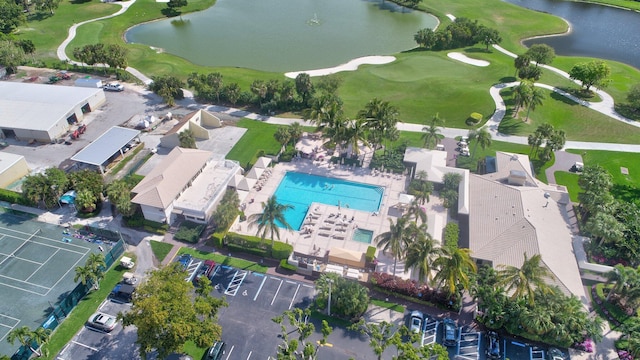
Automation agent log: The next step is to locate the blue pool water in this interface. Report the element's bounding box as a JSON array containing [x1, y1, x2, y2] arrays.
[[273, 172, 384, 230], [352, 229, 374, 244]]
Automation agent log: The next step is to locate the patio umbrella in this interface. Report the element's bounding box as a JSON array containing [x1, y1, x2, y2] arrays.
[[228, 174, 244, 188], [237, 177, 257, 191], [246, 167, 265, 179], [255, 157, 272, 169]]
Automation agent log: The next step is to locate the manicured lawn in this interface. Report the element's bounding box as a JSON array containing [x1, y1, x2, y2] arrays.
[[370, 299, 406, 313], [566, 149, 640, 188], [225, 119, 282, 169], [566, 149, 640, 203], [150, 240, 174, 262], [554, 171, 581, 202], [498, 88, 640, 144], [177, 247, 269, 273], [42, 260, 130, 359], [183, 340, 207, 359]]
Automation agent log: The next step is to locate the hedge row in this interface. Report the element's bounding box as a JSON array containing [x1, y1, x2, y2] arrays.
[[174, 221, 205, 243], [0, 189, 32, 206], [370, 272, 460, 311], [225, 232, 293, 260]]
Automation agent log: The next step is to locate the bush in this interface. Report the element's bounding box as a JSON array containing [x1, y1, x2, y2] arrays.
[[466, 112, 483, 126], [369, 272, 455, 310], [271, 241, 293, 260], [174, 221, 205, 243], [443, 223, 459, 249], [228, 243, 268, 257], [0, 188, 32, 206], [279, 259, 298, 271], [124, 211, 168, 234], [210, 231, 225, 248], [279, 146, 296, 162], [365, 246, 376, 262], [225, 232, 292, 259]]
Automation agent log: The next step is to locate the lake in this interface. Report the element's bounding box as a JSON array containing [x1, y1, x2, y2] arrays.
[[125, 0, 438, 72]]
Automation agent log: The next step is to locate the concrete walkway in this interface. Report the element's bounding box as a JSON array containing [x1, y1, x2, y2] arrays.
[[545, 150, 583, 184]]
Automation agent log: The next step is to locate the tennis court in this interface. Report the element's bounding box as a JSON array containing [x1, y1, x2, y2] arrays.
[[0, 209, 107, 356]]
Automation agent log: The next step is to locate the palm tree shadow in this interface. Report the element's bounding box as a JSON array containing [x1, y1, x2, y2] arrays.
[[550, 91, 578, 106]]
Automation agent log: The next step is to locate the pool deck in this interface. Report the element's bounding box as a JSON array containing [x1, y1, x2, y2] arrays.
[[232, 157, 449, 280]]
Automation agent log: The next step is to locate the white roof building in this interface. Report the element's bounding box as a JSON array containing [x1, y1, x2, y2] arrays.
[[131, 147, 241, 224], [467, 152, 586, 302], [0, 82, 106, 142]]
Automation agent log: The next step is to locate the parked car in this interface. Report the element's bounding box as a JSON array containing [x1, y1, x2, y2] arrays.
[[110, 283, 135, 303], [548, 348, 567, 360], [486, 331, 501, 359], [409, 310, 423, 333], [104, 82, 125, 91], [177, 254, 192, 269], [442, 318, 458, 347], [204, 341, 226, 360], [195, 260, 216, 283], [87, 312, 117, 332]]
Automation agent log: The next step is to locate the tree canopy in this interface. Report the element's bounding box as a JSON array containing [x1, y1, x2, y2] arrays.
[[569, 60, 611, 91]]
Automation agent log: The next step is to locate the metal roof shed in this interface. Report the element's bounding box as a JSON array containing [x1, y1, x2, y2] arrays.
[[71, 126, 140, 173]]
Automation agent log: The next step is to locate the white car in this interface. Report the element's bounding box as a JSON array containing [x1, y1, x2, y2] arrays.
[[87, 312, 117, 332], [409, 310, 423, 333], [104, 82, 124, 92]]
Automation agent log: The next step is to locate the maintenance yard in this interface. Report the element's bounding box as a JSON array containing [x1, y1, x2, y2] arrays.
[[0, 209, 107, 356]]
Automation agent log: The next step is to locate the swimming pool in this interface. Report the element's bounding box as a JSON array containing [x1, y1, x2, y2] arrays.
[[273, 172, 384, 230]]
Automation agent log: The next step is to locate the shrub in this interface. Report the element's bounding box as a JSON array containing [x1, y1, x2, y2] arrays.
[[365, 246, 376, 262], [210, 231, 225, 248], [443, 223, 459, 249], [0, 188, 32, 206], [174, 221, 205, 243], [466, 112, 483, 126], [228, 243, 268, 257], [272, 241, 293, 260], [279, 259, 298, 271], [225, 232, 292, 259]]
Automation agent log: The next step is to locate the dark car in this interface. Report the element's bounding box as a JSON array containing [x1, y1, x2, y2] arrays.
[[87, 312, 117, 332], [486, 331, 501, 359], [204, 341, 226, 360], [442, 318, 458, 347], [177, 254, 192, 269], [110, 283, 135, 303], [195, 260, 216, 283]]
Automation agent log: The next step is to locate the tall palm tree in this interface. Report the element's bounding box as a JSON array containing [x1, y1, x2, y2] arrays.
[[404, 231, 438, 283], [274, 126, 291, 152], [432, 246, 477, 296], [248, 196, 294, 247], [358, 98, 399, 152], [288, 122, 303, 145], [421, 113, 444, 150], [405, 199, 427, 224], [513, 81, 532, 114], [7, 326, 51, 357], [87, 253, 106, 288], [525, 86, 545, 122], [178, 129, 197, 148], [496, 253, 554, 306], [374, 217, 413, 275], [74, 264, 97, 288], [344, 118, 369, 156], [408, 180, 433, 205], [304, 93, 344, 129], [468, 127, 492, 160]]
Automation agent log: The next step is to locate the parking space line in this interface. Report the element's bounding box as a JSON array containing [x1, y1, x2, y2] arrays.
[[246, 351, 252, 359], [98, 299, 108, 310], [285, 280, 296, 285], [271, 279, 283, 305], [71, 340, 98, 352], [224, 345, 234, 360], [254, 275, 267, 301], [302, 284, 313, 288], [288, 284, 300, 310]]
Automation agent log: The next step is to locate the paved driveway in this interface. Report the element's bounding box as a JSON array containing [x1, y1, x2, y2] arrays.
[[545, 150, 583, 185]]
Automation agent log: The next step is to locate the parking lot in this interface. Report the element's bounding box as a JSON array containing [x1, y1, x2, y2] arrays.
[[56, 298, 139, 360], [210, 265, 316, 359]]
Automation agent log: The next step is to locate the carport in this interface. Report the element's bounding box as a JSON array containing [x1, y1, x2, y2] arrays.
[[328, 247, 366, 268], [70, 126, 140, 173]]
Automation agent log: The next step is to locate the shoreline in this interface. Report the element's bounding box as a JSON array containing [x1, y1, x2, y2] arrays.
[[284, 56, 397, 78]]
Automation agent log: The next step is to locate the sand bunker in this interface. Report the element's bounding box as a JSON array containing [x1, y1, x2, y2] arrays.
[[447, 52, 490, 67], [284, 56, 396, 78]]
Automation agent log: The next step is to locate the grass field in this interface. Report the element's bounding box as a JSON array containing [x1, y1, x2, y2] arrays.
[[150, 240, 173, 262], [566, 149, 640, 188], [554, 171, 581, 202], [498, 88, 640, 143], [225, 119, 282, 169], [177, 247, 269, 273]]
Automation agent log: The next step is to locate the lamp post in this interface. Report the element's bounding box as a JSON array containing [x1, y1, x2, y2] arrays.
[[327, 279, 333, 316]]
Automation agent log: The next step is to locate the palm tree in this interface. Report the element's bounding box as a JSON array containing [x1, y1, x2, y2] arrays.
[[274, 126, 291, 152], [344, 118, 369, 156], [525, 86, 545, 122], [496, 253, 554, 306], [358, 98, 399, 153], [374, 217, 413, 275], [74, 264, 97, 288], [468, 127, 492, 160], [7, 326, 51, 357], [421, 113, 444, 149], [75, 189, 96, 213], [432, 246, 477, 296], [86, 253, 107, 288], [404, 232, 438, 283], [250, 80, 268, 106], [248, 196, 294, 247], [304, 93, 344, 129], [513, 81, 532, 114], [288, 122, 303, 145], [178, 129, 197, 148], [405, 199, 426, 224]]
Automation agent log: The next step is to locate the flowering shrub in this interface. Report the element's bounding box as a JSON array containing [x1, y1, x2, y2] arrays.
[[574, 339, 594, 353], [369, 272, 455, 309], [618, 350, 634, 360]]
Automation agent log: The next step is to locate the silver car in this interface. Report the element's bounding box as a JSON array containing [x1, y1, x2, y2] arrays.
[[87, 312, 117, 332]]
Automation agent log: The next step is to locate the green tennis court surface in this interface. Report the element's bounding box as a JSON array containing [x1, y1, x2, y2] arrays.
[[0, 210, 107, 356]]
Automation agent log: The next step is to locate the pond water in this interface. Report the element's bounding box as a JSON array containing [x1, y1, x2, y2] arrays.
[[125, 0, 438, 72], [504, 0, 640, 69]]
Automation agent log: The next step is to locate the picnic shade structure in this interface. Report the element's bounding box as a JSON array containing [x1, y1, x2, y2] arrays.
[[228, 174, 244, 189], [237, 177, 257, 191], [254, 157, 272, 169], [328, 247, 366, 268], [246, 167, 265, 179], [59, 190, 77, 204], [396, 193, 415, 209]]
